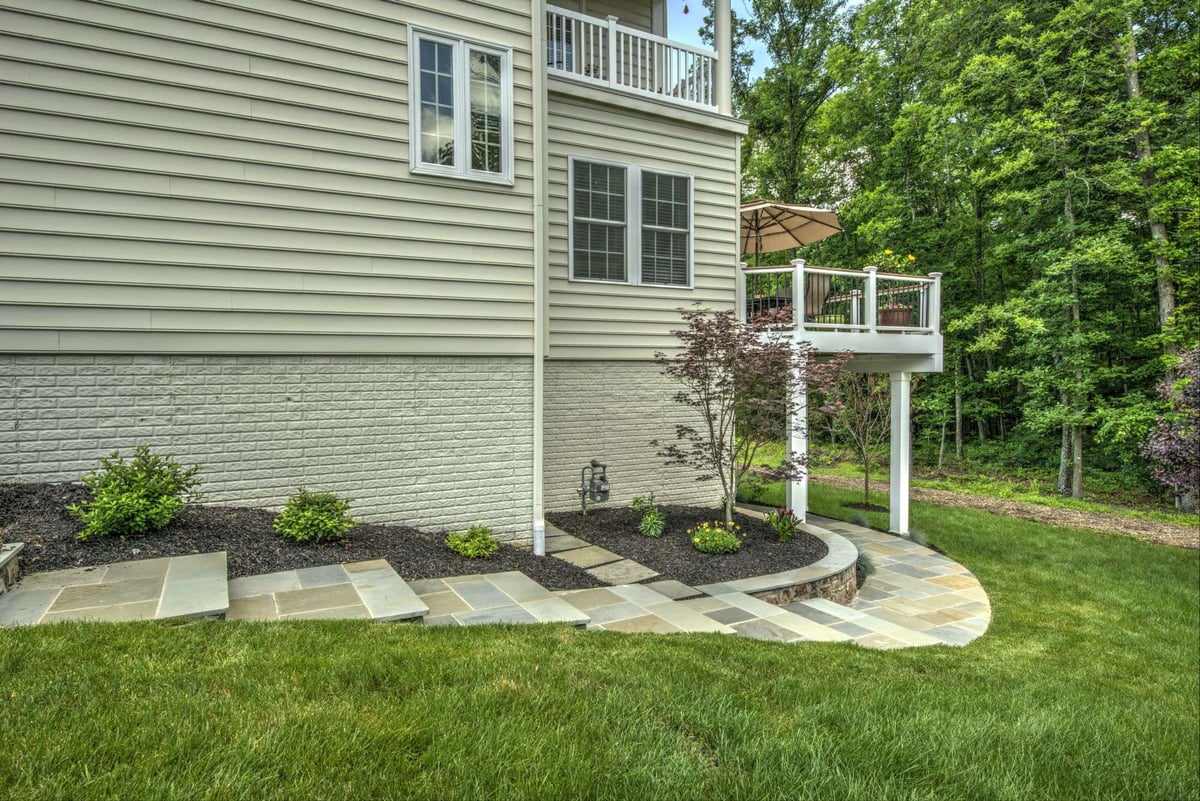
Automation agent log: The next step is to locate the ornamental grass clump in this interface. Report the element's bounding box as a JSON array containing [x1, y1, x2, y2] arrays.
[[68, 445, 202, 541], [445, 525, 499, 559], [689, 520, 742, 554], [764, 507, 798, 542], [273, 488, 355, 544], [632, 493, 665, 538]]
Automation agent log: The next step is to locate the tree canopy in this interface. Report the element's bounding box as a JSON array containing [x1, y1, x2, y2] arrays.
[[725, 0, 1199, 500]]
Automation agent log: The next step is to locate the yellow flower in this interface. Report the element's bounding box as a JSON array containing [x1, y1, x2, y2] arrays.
[[884, 249, 893, 255], [907, 253, 916, 261]]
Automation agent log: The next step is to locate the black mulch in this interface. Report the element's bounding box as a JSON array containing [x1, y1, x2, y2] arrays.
[[546, 504, 828, 587], [0, 483, 604, 591]]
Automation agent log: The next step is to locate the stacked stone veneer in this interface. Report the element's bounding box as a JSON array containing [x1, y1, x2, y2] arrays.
[[543, 360, 714, 513], [0, 355, 534, 539]]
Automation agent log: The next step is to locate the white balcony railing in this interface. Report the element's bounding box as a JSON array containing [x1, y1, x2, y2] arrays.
[[546, 6, 717, 110], [737, 260, 943, 349]]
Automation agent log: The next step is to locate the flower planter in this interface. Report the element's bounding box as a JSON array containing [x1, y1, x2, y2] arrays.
[[878, 307, 913, 327]]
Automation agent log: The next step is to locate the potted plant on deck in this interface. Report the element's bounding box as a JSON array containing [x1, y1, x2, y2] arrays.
[[878, 301, 913, 327]]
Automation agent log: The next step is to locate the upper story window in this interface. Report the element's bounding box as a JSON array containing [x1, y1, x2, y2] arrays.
[[408, 27, 514, 185], [570, 158, 693, 288]]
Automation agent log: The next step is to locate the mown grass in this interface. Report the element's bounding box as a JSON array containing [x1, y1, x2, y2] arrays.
[[750, 439, 1193, 526], [2, 486, 1197, 801]]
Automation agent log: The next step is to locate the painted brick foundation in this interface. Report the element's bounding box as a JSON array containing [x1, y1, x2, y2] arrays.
[[0, 355, 534, 539], [543, 360, 715, 513]]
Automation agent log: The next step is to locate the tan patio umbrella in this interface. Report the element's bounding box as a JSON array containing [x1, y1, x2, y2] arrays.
[[740, 199, 842, 257]]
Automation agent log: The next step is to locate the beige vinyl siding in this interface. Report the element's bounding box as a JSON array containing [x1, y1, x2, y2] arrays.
[[546, 94, 738, 359], [0, 0, 536, 355]]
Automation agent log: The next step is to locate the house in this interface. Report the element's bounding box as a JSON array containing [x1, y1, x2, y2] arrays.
[[0, 0, 939, 548]]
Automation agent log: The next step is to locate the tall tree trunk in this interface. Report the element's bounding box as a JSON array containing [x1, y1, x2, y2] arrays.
[[954, 358, 964, 460], [1124, 15, 1177, 353], [938, 419, 947, 471], [1057, 418, 1071, 495], [1071, 423, 1084, 500], [862, 446, 871, 507], [1065, 187, 1085, 499]]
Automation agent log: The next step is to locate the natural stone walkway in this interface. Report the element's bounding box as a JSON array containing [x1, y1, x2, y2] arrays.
[[0, 552, 228, 625], [0, 518, 991, 649], [544, 524, 661, 584]]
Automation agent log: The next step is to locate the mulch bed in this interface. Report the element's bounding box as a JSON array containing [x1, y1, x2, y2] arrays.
[[0, 483, 604, 591], [546, 504, 828, 587]]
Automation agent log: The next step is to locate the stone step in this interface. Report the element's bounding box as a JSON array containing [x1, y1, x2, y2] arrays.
[[226, 559, 428, 622], [698, 590, 854, 643], [0, 552, 229, 626], [557, 583, 735, 635], [786, 597, 945, 649], [411, 571, 590, 627]]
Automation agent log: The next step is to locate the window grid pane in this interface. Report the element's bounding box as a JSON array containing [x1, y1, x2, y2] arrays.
[[573, 161, 628, 281], [419, 39, 455, 166], [641, 172, 689, 286], [469, 49, 503, 173]]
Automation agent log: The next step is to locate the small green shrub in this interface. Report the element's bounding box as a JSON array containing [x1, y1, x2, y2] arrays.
[[856, 550, 876, 578], [639, 507, 665, 538], [633, 492, 665, 537], [68, 445, 202, 541], [764, 507, 798, 542], [445, 525, 498, 559], [848, 511, 871, 528], [689, 521, 742, 554], [273, 488, 355, 544]]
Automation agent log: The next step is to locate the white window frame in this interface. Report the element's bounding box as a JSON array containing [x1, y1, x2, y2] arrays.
[[568, 156, 694, 289], [408, 26, 514, 186]]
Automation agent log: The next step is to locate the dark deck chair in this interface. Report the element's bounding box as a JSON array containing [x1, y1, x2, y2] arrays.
[[803, 271, 832, 323]]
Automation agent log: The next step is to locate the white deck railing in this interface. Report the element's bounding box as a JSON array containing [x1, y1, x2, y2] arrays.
[[738, 260, 943, 337], [546, 6, 717, 110]]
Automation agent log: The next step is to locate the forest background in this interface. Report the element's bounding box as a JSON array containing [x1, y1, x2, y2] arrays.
[[700, 0, 1198, 511]]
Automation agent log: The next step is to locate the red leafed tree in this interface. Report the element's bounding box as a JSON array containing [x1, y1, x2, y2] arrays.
[[1142, 348, 1200, 512], [654, 305, 847, 524]]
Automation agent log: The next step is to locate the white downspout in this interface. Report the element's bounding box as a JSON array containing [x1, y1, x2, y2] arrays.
[[531, 0, 548, 555]]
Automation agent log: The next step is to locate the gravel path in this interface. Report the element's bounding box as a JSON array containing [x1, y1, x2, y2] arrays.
[[811, 474, 1199, 550]]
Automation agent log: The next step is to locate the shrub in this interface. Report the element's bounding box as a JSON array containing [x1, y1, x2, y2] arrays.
[[68, 445, 202, 541], [273, 488, 355, 544], [445, 525, 498, 559], [764, 507, 798, 542], [639, 507, 666, 538], [633, 492, 666, 537], [856, 550, 876, 579], [689, 520, 742, 554], [848, 511, 871, 528], [904, 528, 929, 547]]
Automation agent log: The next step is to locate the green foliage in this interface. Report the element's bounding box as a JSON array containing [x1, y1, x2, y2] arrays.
[[273, 488, 355, 544], [764, 507, 799, 542], [689, 521, 743, 554], [445, 525, 498, 559], [848, 511, 871, 528], [633, 493, 666, 537], [904, 528, 929, 547], [68, 445, 202, 540], [856, 550, 876, 577]]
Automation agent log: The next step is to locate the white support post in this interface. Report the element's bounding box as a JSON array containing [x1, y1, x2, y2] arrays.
[[714, 0, 732, 115], [889, 371, 912, 535], [864, 266, 878, 333], [786, 350, 809, 521], [792, 258, 805, 332], [928, 272, 943, 334], [606, 16, 619, 89]]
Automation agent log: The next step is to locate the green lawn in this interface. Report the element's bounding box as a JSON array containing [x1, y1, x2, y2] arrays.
[[3, 486, 1197, 800]]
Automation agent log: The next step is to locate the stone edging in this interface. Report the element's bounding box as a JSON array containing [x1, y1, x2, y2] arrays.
[[0, 542, 25, 594], [717, 510, 859, 605]]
